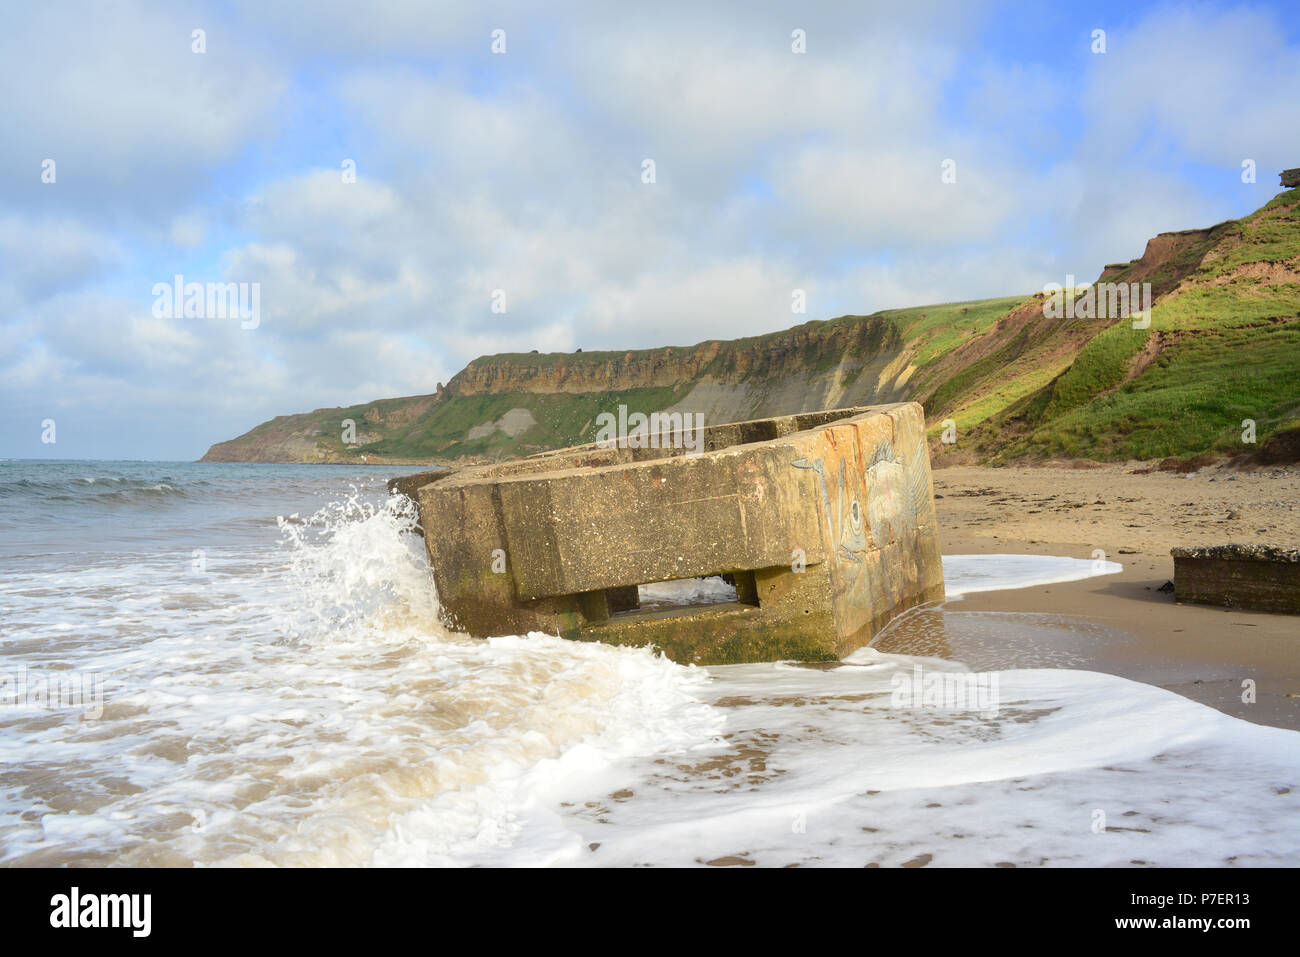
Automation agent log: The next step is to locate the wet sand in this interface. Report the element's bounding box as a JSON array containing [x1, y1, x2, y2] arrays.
[[876, 464, 1300, 730]]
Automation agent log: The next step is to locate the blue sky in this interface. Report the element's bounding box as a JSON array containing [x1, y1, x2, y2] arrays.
[[2, 0, 1298, 460]]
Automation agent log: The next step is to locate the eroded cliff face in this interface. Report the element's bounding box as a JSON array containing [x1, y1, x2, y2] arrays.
[[443, 317, 902, 397], [200, 315, 914, 463], [202, 187, 1300, 467], [199, 393, 444, 463], [1096, 226, 1224, 298]]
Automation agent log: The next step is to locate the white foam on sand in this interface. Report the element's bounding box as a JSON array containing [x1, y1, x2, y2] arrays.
[[942, 553, 1123, 596], [487, 653, 1298, 867], [4, 492, 1293, 868], [375, 554, 1298, 867]]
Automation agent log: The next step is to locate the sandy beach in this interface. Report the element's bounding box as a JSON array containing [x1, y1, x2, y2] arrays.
[[891, 465, 1300, 729]]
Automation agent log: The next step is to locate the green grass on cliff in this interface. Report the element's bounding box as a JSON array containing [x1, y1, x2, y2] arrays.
[[355, 386, 690, 460], [885, 295, 1029, 366], [976, 188, 1300, 462], [206, 189, 1300, 467], [1033, 329, 1297, 460], [995, 287, 1300, 461]]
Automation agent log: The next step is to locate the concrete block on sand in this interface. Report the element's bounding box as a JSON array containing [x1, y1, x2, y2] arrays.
[[1172, 544, 1300, 614], [396, 403, 945, 664]]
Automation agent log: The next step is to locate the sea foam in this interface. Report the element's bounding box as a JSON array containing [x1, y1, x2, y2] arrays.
[[0, 474, 1294, 868]]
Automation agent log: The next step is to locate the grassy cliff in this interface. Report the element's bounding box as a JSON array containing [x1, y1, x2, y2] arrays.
[[941, 188, 1300, 464], [202, 189, 1300, 466]]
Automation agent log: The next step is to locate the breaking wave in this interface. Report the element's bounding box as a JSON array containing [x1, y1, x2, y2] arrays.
[[1, 462, 1295, 867], [0, 485, 722, 866]]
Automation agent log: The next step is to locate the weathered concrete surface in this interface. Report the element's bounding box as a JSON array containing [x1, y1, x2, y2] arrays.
[[400, 403, 945, 664], [1172, 544, 1300, 614]]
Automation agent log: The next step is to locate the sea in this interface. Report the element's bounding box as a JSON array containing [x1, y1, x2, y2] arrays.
[[0, 460, 1295, 867]]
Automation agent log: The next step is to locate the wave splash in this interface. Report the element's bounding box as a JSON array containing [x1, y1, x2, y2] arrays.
[[4, 479, 1295, 868], [0, 489, 722, 867]]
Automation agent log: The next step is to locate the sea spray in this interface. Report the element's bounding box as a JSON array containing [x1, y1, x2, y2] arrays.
[[2, 463, 1295, 867], [1, 474, 723, 866], [275, 489, 439, 638]]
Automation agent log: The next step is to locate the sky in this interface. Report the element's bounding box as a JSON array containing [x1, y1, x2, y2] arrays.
[[2, 0, 1298, 460]]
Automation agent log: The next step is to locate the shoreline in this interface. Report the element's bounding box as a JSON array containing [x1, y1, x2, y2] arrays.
[[917, 465, 1300, 730]]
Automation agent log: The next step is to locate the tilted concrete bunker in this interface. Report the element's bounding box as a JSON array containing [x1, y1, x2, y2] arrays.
[[393, 403, 945, 664]]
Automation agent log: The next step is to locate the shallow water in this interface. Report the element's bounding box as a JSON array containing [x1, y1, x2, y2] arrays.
[[0, 461, 1295, 866]]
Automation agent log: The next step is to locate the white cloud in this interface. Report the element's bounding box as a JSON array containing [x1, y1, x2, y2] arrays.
[[169, 214, 208, 249], [0, 1, 286, 218], [1082, 5, 1300, 169], [0, 214, 122, 303], [3, 0, 1298, 458]]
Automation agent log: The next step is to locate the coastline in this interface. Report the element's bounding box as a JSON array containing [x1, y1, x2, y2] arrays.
[[914, 465, 1300, 730]]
